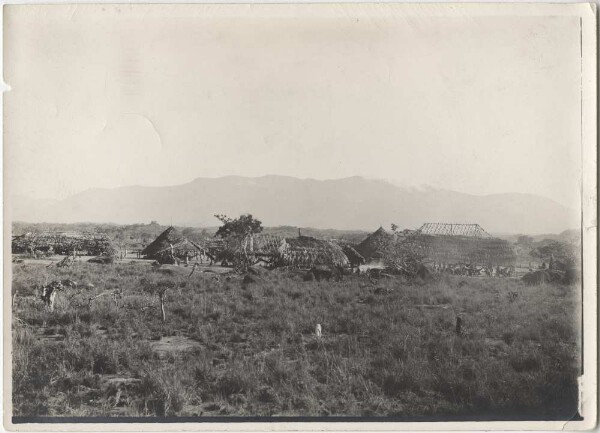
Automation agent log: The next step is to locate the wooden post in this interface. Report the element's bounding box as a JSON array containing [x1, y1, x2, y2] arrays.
[[455, 316, 462, 336], [159, 292, 166, 322], [50, 290, 58, 312]]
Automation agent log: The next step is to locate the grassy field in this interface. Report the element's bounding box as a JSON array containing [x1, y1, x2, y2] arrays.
[[11, 259, 581, 419]]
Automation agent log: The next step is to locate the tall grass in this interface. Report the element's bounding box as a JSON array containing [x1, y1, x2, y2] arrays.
[[12, 262, 581, 418]]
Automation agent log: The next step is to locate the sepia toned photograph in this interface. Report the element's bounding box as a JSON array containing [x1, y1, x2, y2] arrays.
[[3, 3, 596, 429]]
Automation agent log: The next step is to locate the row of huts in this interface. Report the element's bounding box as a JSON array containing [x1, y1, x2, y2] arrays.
[[140, 223, 516, 269], [139, 226, 358, 268], [12, 223, 517, 270]]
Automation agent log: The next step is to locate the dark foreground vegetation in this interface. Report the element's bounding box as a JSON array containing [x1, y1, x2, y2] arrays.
[[12, 261, 580, 419]]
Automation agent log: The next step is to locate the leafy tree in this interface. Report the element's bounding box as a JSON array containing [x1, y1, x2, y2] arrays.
[[529, 240, 575, 263], [214, 214, 263, 240], [142, 278, 176, 322]]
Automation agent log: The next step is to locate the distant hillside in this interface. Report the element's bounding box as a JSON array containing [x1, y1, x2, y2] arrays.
[[12, 175, 578, 235]]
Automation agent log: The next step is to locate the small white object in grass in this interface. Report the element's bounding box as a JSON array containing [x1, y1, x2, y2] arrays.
[[315, 324, 322, 338]]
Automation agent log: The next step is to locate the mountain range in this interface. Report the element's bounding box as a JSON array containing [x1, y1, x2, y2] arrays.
[[11, 175, 578, 234]]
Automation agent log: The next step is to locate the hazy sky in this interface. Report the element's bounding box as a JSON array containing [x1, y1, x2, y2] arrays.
[[5, 4, 583, 208]]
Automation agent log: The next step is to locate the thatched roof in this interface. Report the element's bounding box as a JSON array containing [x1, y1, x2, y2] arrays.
[[280, 236, 349, 268], [142, 226, 201, 258], [153, 238, 204, 256], [239, 234, 285, 256], [355, 227, 395, 261], [342, 244, 365, 266], [12, 231, 115, 256], [142, 226, 181, 256], [403, 232, 517, 266], [236, 234, 349, 268], [355, 223, 516, 268]]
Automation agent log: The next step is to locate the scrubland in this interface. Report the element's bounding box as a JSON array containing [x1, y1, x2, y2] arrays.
[[12, 260, 581, 419]]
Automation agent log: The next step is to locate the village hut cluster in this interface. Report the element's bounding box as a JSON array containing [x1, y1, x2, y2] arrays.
[[12, 222, 523, 279], [133, 226, 360, 271], [221, 223, 518, 278], [354, 223, 517, 277]]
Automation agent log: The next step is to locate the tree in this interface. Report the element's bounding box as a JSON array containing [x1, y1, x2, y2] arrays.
[[142, 278, 176, 322], [529, 240, 575, 263], [517, 235, 534, 245], [214, 214, 263, 240]]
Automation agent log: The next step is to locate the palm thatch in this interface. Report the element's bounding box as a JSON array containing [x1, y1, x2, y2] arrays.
[[395, 225, 516, 267], [142, 227, 204, 261], [142, 226, 182, 257], [356, 224, 516, 274], [235, 234, 349, 269], [342, 244, 365, 266], [355, 227, 395, 261], [12, 231, 115, 256], [239, 234, 286, 256], [281, 236, 349, 268]]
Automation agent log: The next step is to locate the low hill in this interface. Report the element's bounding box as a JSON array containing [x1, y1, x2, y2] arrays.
[[13, 175, 578, 234]]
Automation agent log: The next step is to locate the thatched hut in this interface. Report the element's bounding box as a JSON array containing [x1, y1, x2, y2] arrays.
[[355, 227, 395, 262], [407, 223, 516, 267], [12, 231, 115, 256], [341, 244, 365, 267], [142, 227, 204, 263], [282, 236, 349, 268], [236, 234, 349, 269]]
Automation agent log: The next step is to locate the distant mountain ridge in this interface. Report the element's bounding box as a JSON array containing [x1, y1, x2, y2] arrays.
[[12, 175, 578, 234]]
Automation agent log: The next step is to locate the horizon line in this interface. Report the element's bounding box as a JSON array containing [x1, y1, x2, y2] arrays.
[[13, 174, 571, 208]]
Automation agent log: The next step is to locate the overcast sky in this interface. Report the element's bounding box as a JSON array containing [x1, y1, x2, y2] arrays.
[[5, 4, 583, 209]]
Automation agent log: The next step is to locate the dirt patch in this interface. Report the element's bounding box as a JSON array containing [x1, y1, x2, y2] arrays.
[[149, 336, 203, 359], [100, 375, 142, 389], [33, 327, 65, 343]]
